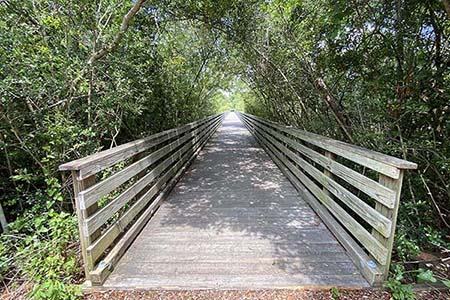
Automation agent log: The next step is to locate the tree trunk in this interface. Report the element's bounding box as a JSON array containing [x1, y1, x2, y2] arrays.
[[0, 202, 8, 233], [88, 0, 147, 64], [314, 78, 354, 143]]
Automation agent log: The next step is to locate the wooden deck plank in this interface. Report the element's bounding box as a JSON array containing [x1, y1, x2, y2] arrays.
[[117, 252, 352, 263], [110, 261, 361, 276], [103, 112, 369, 289], [105, 275, 367, 289]]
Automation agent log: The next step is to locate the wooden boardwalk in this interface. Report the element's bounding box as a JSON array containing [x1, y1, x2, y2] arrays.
[[103, 112, 368, 289]]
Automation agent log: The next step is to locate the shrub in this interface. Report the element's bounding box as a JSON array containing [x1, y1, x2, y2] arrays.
[[0, 199, 82, 299]]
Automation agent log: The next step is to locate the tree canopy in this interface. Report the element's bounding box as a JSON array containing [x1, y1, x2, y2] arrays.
[[0, 0, 449, 298]]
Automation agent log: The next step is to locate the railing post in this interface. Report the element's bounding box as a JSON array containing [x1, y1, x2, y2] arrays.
[[71, 171, 97, 282], [323, 151, 336, 196], [372, 170, 404, 281]]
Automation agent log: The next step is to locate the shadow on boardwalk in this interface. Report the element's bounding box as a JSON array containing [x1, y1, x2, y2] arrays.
[[104, 112, 367, 288]]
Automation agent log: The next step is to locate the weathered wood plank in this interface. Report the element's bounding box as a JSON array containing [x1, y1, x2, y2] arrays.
[[249, 120, 392, 238], [323, 151, 336, 197], [80, 118, 221, 210], [242, 115, 396, 208], [112, 261, 360, 276], [118, 252, 352, 263], [137, 229, 337, 241], [136, 238, 340, 249], [71, 173, 97, 281], [372, 172, 404, 280], [104, 274, 368, 289], [156, 205, 314, 214], [239, 118, 383, 285]]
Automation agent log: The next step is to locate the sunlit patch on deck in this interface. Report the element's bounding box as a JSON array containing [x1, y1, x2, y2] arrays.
[[103, 112, 369, 289]]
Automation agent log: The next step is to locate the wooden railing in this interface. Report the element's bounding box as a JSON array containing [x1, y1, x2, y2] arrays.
[[59, 113, 224, 285], [237, 111, 417, 285]]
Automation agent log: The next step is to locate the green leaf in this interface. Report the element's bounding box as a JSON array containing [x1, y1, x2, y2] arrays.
[[417, 269, 437, 283], [442, 280, 450, 288]]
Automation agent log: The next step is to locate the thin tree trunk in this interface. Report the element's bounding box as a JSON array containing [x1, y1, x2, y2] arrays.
[[314, 78, 354, 143], [247, 45, 310, 120], [0, 203, 8, 233], [274, 5, 354, 142]]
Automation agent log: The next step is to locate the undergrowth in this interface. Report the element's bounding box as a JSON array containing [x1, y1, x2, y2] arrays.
[[0, 196, 82, 299]]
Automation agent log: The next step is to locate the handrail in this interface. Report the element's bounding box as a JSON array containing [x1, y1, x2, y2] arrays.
[[59, 113, 224, 285], [241, 113, 416, 178], [59, 113, 223, 180], [237, 111, 417, 286]]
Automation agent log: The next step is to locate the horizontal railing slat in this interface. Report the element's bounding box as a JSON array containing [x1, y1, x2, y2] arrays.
[[59, 113, 222, 179], [244, 115, 392, 238], [85, 119, 221, 263], [79, 118, 220, 209], [240, 115, 389, 265], [243, 116, 396, 208], [83, 118, 222, 236]]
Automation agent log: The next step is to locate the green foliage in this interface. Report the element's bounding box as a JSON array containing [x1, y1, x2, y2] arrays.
[[385, 280, 416, 300], [0, 1, 240, 297], [221, 0, 450, 266], [212, 79, 254, 112], [416, 268, 450, 288], [330, 287, 340, 300], [416, 269, 437, 283], [0, 201, 81, 299], [1, 0, 449, 296], [385, 265, 416, 300], [394, 232, 420, 261], [442, 280, 450, 288], [29, 280, 82, 300], [386, 265, 450, 300]]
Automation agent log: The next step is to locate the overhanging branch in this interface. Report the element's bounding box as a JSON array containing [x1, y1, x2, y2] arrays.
[[88, 0, 147, 64]]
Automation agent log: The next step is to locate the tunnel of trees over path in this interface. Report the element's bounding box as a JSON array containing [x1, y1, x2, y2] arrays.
[[0, 0, 449, 298]]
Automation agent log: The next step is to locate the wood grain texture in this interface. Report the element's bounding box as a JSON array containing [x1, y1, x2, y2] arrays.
[[241, 112, 417, 178], [243, 115, 397, 208], [71, 173, 97, 280], [103, 112, 368, 289], [238, 115, 383, 285], [372, 172, 405, 280], [242, 118, 388, 266]]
